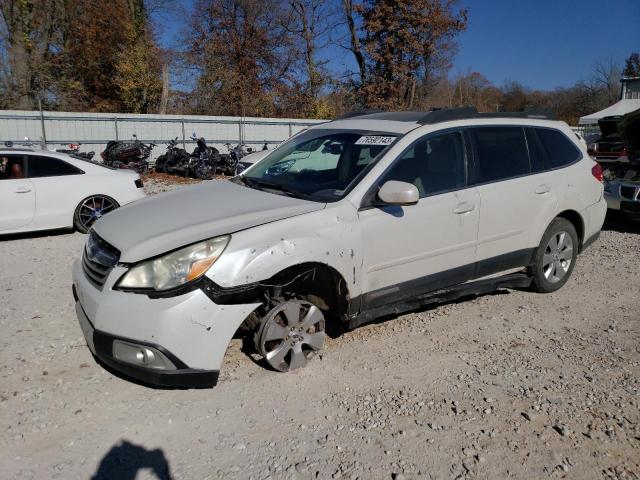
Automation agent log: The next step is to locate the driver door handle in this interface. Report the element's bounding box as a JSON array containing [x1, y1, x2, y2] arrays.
[[14, 187, 31, 193], [535, 184, 551, 195], [453, 202, 475, 214]]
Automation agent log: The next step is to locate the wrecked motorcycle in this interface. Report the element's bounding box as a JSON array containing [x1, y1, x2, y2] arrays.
[[101, 135, 155, 174]]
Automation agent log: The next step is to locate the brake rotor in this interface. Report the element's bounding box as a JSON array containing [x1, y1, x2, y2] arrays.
[[255, 299, 325, 372]]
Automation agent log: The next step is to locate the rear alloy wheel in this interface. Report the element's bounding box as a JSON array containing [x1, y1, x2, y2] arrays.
[[255, 299, 325, 372], [73, 195, 119, 234], [530, 218, 578, 293]]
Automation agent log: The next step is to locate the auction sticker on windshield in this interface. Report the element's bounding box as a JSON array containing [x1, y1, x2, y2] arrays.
[[355, 136, 396, 146]]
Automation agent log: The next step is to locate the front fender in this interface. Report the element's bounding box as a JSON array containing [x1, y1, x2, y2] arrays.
[[206, 202, 362, 299]]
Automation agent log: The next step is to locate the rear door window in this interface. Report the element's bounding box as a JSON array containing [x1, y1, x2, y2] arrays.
[[535, 128, 581, 169], [472, 127, 530, 183], [27, 156, 83, 178]]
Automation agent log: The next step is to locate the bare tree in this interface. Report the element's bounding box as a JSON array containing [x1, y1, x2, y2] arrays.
[[341, 0, 366, 84], [285, 0, 335, 104]]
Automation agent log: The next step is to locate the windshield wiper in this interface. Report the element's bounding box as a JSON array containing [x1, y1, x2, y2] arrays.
[[243, 177, 310, 199]]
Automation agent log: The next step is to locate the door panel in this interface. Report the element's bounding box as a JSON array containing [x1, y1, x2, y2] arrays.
[[358, 129, 479, 309], [26, 155, 85, 229], [0, 179, 36, 231], [359, 188, 480, 307], [471, 127, 559, 264]]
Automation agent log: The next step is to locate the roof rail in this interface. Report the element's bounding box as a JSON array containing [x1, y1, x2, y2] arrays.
[[418, 106, 557, 124], [418, 107, 479, 124], [335, 109, 384, 120]]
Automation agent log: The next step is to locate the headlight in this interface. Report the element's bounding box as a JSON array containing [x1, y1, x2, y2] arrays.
[[116, 236, 229, 291]]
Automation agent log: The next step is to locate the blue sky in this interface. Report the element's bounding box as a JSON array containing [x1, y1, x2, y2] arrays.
[[157, 0, 640, 91]]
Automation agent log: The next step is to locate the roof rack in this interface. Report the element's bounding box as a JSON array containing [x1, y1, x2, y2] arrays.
[[335, 106, 558, 124], [418, 106, 557, 124], [335, 109, 384, 120]]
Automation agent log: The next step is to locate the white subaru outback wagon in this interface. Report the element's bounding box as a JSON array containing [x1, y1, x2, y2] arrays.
[[72, 108, 607, 388]]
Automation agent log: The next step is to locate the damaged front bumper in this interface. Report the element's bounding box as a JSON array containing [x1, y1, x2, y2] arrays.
[[72, 259, 260, 388]]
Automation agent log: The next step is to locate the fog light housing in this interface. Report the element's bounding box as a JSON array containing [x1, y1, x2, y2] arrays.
[[112, 340, 176, 370]]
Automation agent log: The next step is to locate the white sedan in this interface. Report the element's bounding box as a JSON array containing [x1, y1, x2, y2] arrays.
[[0, 148, 145, 234]]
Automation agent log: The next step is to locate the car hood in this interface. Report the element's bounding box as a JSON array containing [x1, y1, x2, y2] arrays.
[[93, 180, 325, 262]]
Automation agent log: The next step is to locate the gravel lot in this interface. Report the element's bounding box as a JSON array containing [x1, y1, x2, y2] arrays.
[[1, 178, 639, 480]]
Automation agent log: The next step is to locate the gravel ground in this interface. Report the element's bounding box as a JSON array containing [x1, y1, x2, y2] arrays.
[[1, 178, 639, 480]]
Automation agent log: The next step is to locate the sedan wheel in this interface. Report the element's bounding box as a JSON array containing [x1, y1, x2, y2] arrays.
[[255, 300, 325, 372], [73, 195, 119, 233]]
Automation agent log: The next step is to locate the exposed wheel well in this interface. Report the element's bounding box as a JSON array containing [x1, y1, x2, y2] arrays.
[[239, 262, 351, 333], [268, 263, 350, 323], [555, 210, 585, 250]]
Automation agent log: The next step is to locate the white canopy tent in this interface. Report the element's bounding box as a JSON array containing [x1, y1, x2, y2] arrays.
[[579, 99, 640, 125]]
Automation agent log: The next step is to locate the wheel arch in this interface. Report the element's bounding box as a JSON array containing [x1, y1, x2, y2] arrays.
[[270, 262, 351, 320], [555, 209, 585, 251]]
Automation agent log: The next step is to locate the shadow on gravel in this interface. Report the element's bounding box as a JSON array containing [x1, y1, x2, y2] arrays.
[[602, 215, 640, 234], [92, 440, 172, 480], [0, 227, 76, 241]]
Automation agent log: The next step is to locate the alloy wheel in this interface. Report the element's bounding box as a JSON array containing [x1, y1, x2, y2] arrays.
[[255, 300, 325, 372], [78, 196, 117, 230], [542, 230, 574, 283]]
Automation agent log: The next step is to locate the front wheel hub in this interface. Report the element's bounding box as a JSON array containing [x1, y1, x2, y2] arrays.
[[255, 300, 325, 372]]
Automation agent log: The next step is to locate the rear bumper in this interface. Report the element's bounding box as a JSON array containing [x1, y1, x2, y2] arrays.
[[581, 197, 607, 245]]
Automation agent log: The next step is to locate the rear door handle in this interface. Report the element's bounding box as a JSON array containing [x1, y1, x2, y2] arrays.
[[14, 187, 31, 193], [453, 203, 475, 214], [535, 184, 551, 195]]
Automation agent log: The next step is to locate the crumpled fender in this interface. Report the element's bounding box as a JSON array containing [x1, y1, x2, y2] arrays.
[[206, 201, 363, 300]]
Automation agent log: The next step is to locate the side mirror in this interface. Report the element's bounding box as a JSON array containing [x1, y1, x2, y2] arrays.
[[377, 180, 419, 206]]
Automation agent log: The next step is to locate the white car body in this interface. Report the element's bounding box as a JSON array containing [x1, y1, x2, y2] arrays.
[[72, 110, 607, 388], [0, 149, 145, 234]]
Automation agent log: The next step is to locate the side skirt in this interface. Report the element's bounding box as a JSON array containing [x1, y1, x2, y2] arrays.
[[347, 272, 532, 329]]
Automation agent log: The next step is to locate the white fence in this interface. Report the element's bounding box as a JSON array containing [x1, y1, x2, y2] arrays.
[[0, 110, 326, 162]]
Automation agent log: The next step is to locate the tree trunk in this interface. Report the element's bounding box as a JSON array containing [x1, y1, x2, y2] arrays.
[[342, 0, 366, 84], [159, 63, 169, 114]]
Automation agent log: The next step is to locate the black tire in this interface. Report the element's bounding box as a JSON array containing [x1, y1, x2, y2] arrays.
[[529, 218, 578, 293], [155, 155, 167, 173], [73, 195, 119, 234]]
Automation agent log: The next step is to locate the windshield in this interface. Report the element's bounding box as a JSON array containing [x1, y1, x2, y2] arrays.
[[238, 129, 398, 202]]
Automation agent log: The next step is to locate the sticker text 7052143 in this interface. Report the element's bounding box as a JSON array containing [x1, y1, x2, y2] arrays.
[[354, 136, 396, 146]]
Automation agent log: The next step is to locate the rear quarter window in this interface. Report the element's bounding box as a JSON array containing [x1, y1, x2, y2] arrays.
[[27, 155, 83, 178], [536, 128, 581, 169]]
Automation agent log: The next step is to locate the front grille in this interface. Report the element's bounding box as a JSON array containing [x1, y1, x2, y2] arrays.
[[620, 185, 638, 200], [82, 232, 120, 288]]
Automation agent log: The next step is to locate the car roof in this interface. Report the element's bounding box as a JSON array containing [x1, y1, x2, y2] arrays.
[[314, 107, 562, 134], [0, 148, 109, 171]]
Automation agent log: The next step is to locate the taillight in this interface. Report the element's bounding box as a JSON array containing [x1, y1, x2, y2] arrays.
[[591, 163, 604, 182]]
